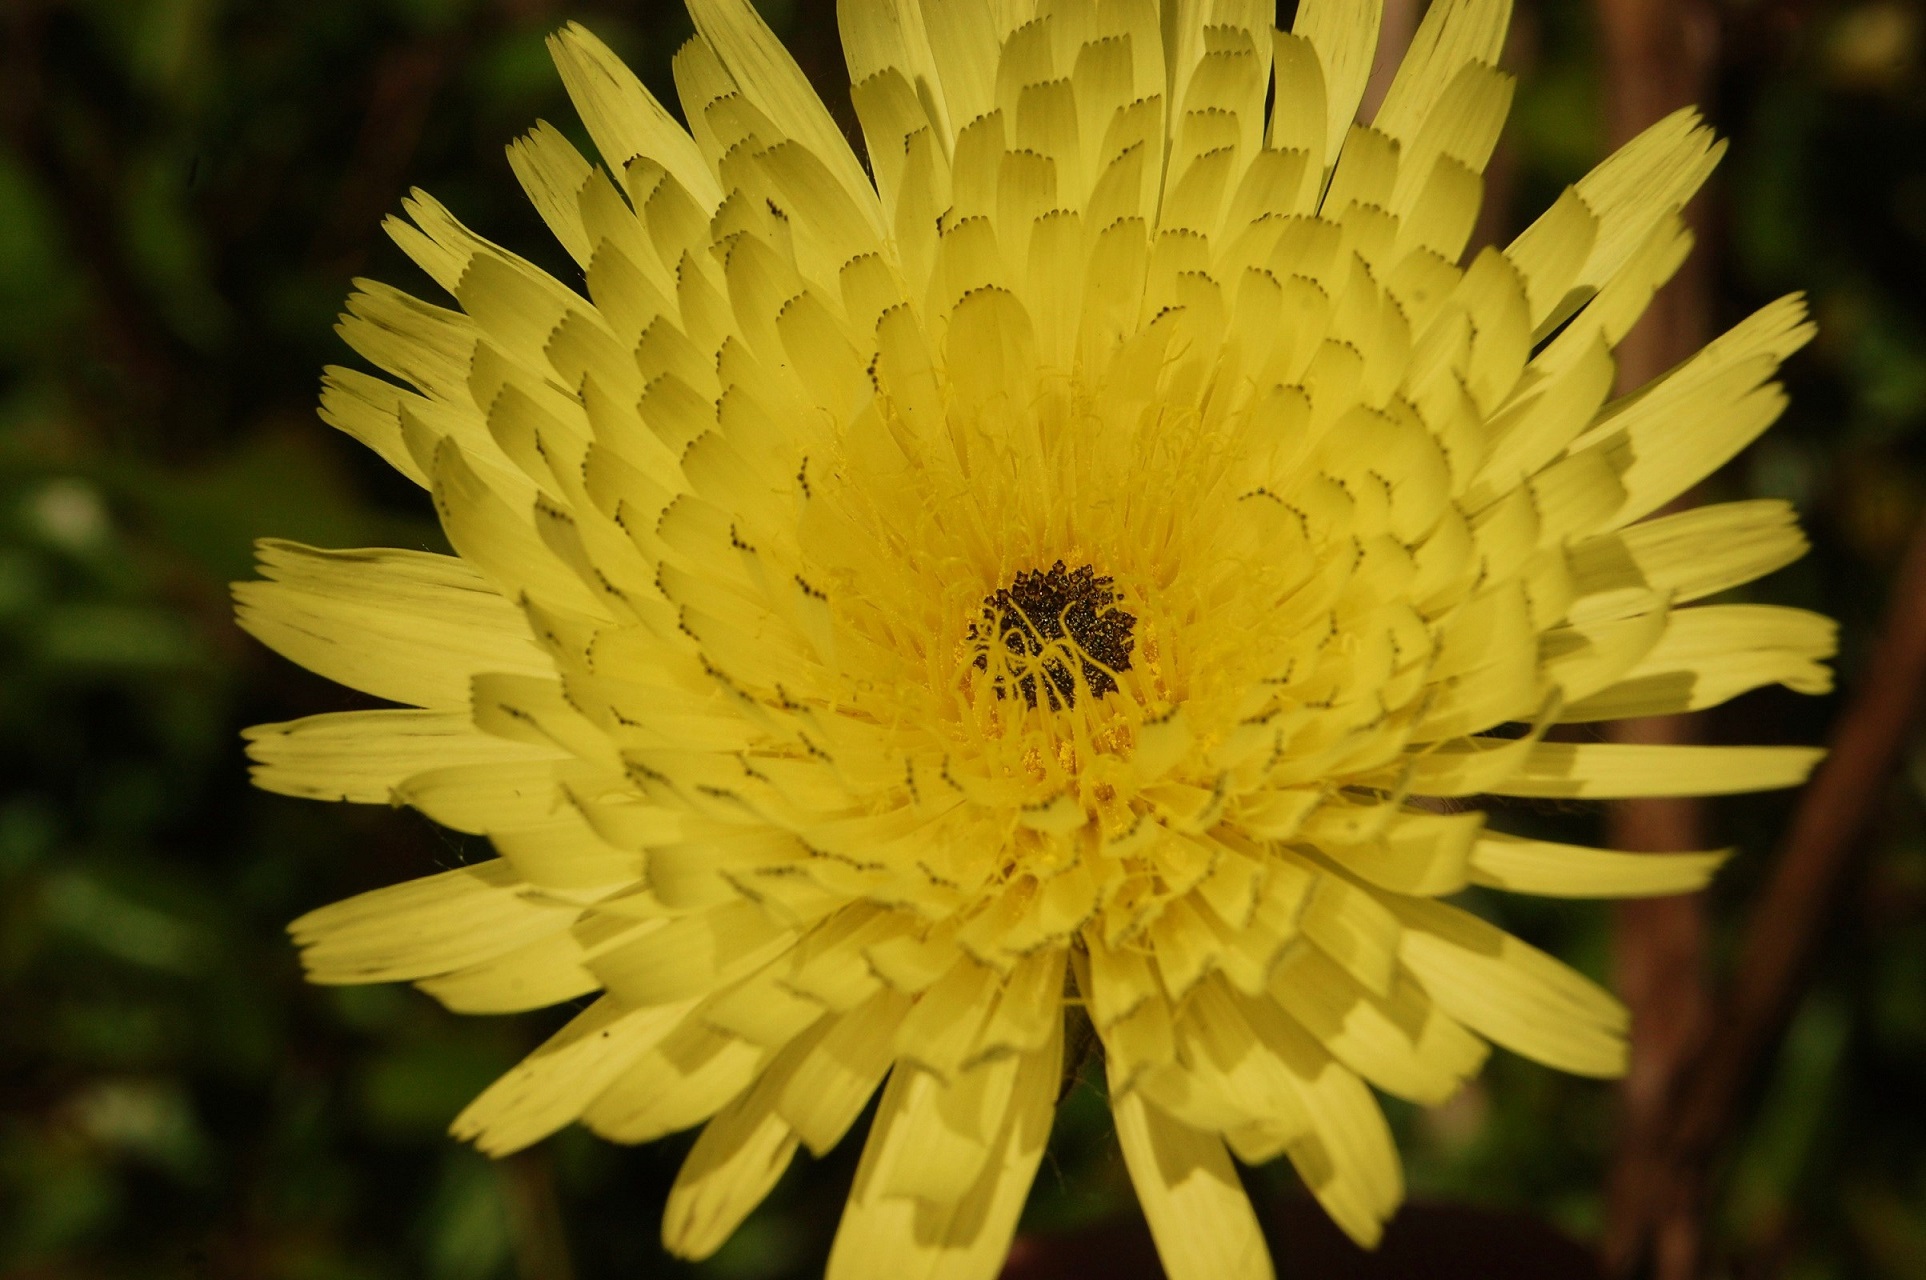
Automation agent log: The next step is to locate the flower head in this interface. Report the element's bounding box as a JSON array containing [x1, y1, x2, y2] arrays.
[[239, 0, 1832, 1274]]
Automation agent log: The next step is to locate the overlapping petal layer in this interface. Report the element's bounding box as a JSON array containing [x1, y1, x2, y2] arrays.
[[239, 1, 1830, 1276]]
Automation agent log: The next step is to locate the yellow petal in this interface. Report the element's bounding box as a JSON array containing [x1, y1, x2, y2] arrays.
[[1110, 1085, 1274, 1280], [235, 540, 549, 709], [1267, 32, 1329, 187], [838, 0, 949, 139], [1580, 297, 1815, 525], [916, 0, 1015, 135], [1540, 605, 1672, 708], [777, 987, 910, 1153], [591, 899, 795, 1006], [430, 440, 610, 619], [876, 1055, 1019, 1202], [394, 758, 601, 835], [687, 0, 884, 236], [1567, 499, 1810, 623], [661, 1080, 799, 1261], [451, 995, 697, 1155], [547, 22, 721, 209], [1317, 809, 1482, 896], [1373, 0, 1511, 149], [582, 1019, 766, 1143], [1270, 942, 1488, 1105], [506, 121, 596, 267], [701, 955, 830, 1048], [1468, 832, 1730, 898], [893, 954, 1002, 1078], [1504, 187, 1598, 337], [289, 860, 575, 986], [1562, 603, 1836, 721], [969, 946, 1065, 1062], [1468, 332, 1614, 505], [1291, 0, 1383, 169], [1235, 988, 1404, 1247], [825, 1022, 1063, 1280], [244, 709, 548, 803], [1573, 107, 1723, 306], [1493, 741, 1824, 799], [1298, 867, 1403, 997], [1534, 214, 1693, 375], [1385, 896, 1627, 1077], [416, 930, 603, 1013], [317, 366, 433, 486], [494, 815, 645, 890]]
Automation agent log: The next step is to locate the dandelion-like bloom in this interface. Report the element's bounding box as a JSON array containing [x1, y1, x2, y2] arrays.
[[239, 0, 1834, 1274]]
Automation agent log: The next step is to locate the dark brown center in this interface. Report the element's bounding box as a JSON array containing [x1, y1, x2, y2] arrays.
[[968, 560, 1135, 709]]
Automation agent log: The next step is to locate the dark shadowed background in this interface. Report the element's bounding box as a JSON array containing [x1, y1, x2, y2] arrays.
[[2, 0, 1924, 1277]]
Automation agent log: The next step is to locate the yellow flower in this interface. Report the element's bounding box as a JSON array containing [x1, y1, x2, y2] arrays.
[[237, 0, 1833, 1274]]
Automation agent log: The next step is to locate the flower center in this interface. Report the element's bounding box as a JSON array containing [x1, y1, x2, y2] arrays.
[[967, 560, 1136, 710]]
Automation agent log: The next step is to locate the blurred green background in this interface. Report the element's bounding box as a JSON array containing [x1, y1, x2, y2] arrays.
[[1, 0, 1923, 1277]]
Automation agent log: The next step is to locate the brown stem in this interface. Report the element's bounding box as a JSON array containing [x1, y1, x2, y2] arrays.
[[306, 35, 466, 281], [1359, 0, 1422, 122], [1467, 4, 1532, 255], [497, 1148, 577, 1280], [0, 1, 198, 420], [1591, 1, 1722, 1275], [1654, 513, 1926, 1261], [1605, 742, 1714, 1280]]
